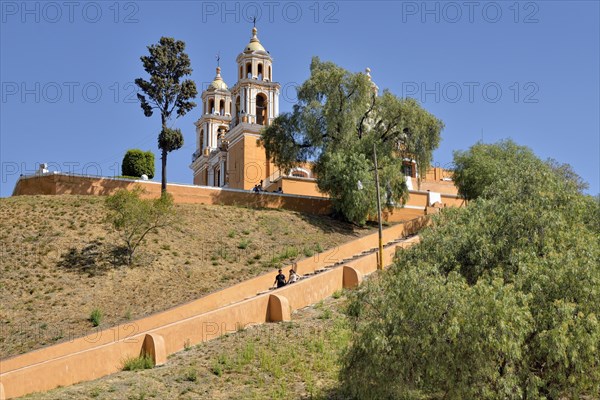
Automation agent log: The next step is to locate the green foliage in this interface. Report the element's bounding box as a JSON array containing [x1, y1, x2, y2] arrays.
[[182, 367, 198, 382], [135, 37, 197, 120], [89, 308, 102, 327], [105, 186, 177, 265], [122, 353, 154, 371], [341, 140, 600, 399], [135, 37, 197, 193], [261, 57, 443, 224], [453, 139, 588, 201], [158, 127, 184, 153], [122, 149, 155, 179]]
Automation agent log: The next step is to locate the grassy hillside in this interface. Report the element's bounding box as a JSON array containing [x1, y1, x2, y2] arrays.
[[22, 294, 350, 400], [0, 195, 371, 358]]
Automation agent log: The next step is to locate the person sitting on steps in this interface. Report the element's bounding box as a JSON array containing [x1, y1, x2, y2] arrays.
[[288, 268, 299, 284]]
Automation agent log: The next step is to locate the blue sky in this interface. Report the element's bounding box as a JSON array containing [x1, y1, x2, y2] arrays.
[[1, 0, 599, 197]]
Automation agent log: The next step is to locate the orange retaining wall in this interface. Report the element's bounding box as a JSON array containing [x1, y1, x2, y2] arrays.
[[12, 174, 463, 222], [0, 217, 427, 399], [12, 174, 331, 216]]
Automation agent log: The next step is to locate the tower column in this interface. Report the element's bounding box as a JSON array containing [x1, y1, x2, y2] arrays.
[[219, 160, 225, 186], [208, 168, 215, 186]]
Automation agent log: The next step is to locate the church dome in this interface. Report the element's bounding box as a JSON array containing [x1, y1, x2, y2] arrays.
[[244, 27, 267, 53], [208, 67, 228, 91]]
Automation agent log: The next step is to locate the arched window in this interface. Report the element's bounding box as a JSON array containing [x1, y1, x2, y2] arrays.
[[257, 63, 263, 80], [246, 62, 252, 78], [208, 99, 215, 114], [229, 101, 232, 115], [199, 129, 204, 150], [239, 65, 243, 79], [219, 99, 225, 116], [256, 93, 267, 125], [268, 66, 272, 81], [290, 168, 311, 178]]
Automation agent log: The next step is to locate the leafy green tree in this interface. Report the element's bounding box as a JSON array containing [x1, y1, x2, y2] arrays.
[[453, 140, 588, 201], [135, 37, 197, 194], [341, 140, 600, 399], [105, 186, 177, 265], [122, 149, 155, 179], [260, 58, 443, 224]]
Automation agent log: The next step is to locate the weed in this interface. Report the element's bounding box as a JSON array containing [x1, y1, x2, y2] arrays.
[[318, 309, 333, 320], [211, 353, 231, 376], [122, 353, 154, 371], [89, 308, 102, 327], [183, 367, 198, 382], [227, 230, 236, 238], [89, 386, 101, 398], [238, 239, 250, 249]]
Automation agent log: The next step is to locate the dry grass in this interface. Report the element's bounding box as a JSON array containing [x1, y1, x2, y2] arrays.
[[21, 294, 351, 400], [0, 195, 372, 358]]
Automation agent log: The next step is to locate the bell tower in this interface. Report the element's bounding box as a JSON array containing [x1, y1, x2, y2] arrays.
[[226, 26, 281, 190], [190, 26, 280, 190], [190, 66, 232, 186], [230, 26, 279, 127]]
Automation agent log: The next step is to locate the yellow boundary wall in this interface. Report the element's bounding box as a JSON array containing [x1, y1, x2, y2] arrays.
[[11, 174, 464, 222], [0, 217, 427, 399]]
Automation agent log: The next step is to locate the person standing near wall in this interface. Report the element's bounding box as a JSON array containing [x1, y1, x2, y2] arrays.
[[273, 269, 286, 288]]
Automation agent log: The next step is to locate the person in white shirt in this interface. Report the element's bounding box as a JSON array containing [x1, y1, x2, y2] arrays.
[[288, 269, 299, 284]]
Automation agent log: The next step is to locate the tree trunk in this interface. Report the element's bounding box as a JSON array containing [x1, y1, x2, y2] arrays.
[[161, 117, 167, 195], [161, 148, 167, 195]]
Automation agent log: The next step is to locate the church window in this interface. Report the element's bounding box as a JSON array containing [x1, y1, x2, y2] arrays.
[[256, 93, 267, 125]]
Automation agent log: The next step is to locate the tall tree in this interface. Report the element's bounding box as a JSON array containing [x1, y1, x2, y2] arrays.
[[260, 58, 443, 224], [135, 37, 197, 194]]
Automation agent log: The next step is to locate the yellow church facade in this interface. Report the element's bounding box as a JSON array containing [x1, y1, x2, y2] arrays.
[[189, 27, 449, 199], [189, 27, 295, 192]]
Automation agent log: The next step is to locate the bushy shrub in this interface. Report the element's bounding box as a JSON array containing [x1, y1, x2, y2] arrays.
[[341, 140, 600, 399], [121, 149, 155, 179], [105, 186, 177, 265]]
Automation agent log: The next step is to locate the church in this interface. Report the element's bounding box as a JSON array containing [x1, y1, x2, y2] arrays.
[[189, 26, 424, 198], [189, 26, 284, 189]]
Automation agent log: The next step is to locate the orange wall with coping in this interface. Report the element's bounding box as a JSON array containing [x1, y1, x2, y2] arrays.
[[12, 174, 464, 223], [264, 177, 328, 198], [0, 217, 427, 399], [12, 174, 332, 216]]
